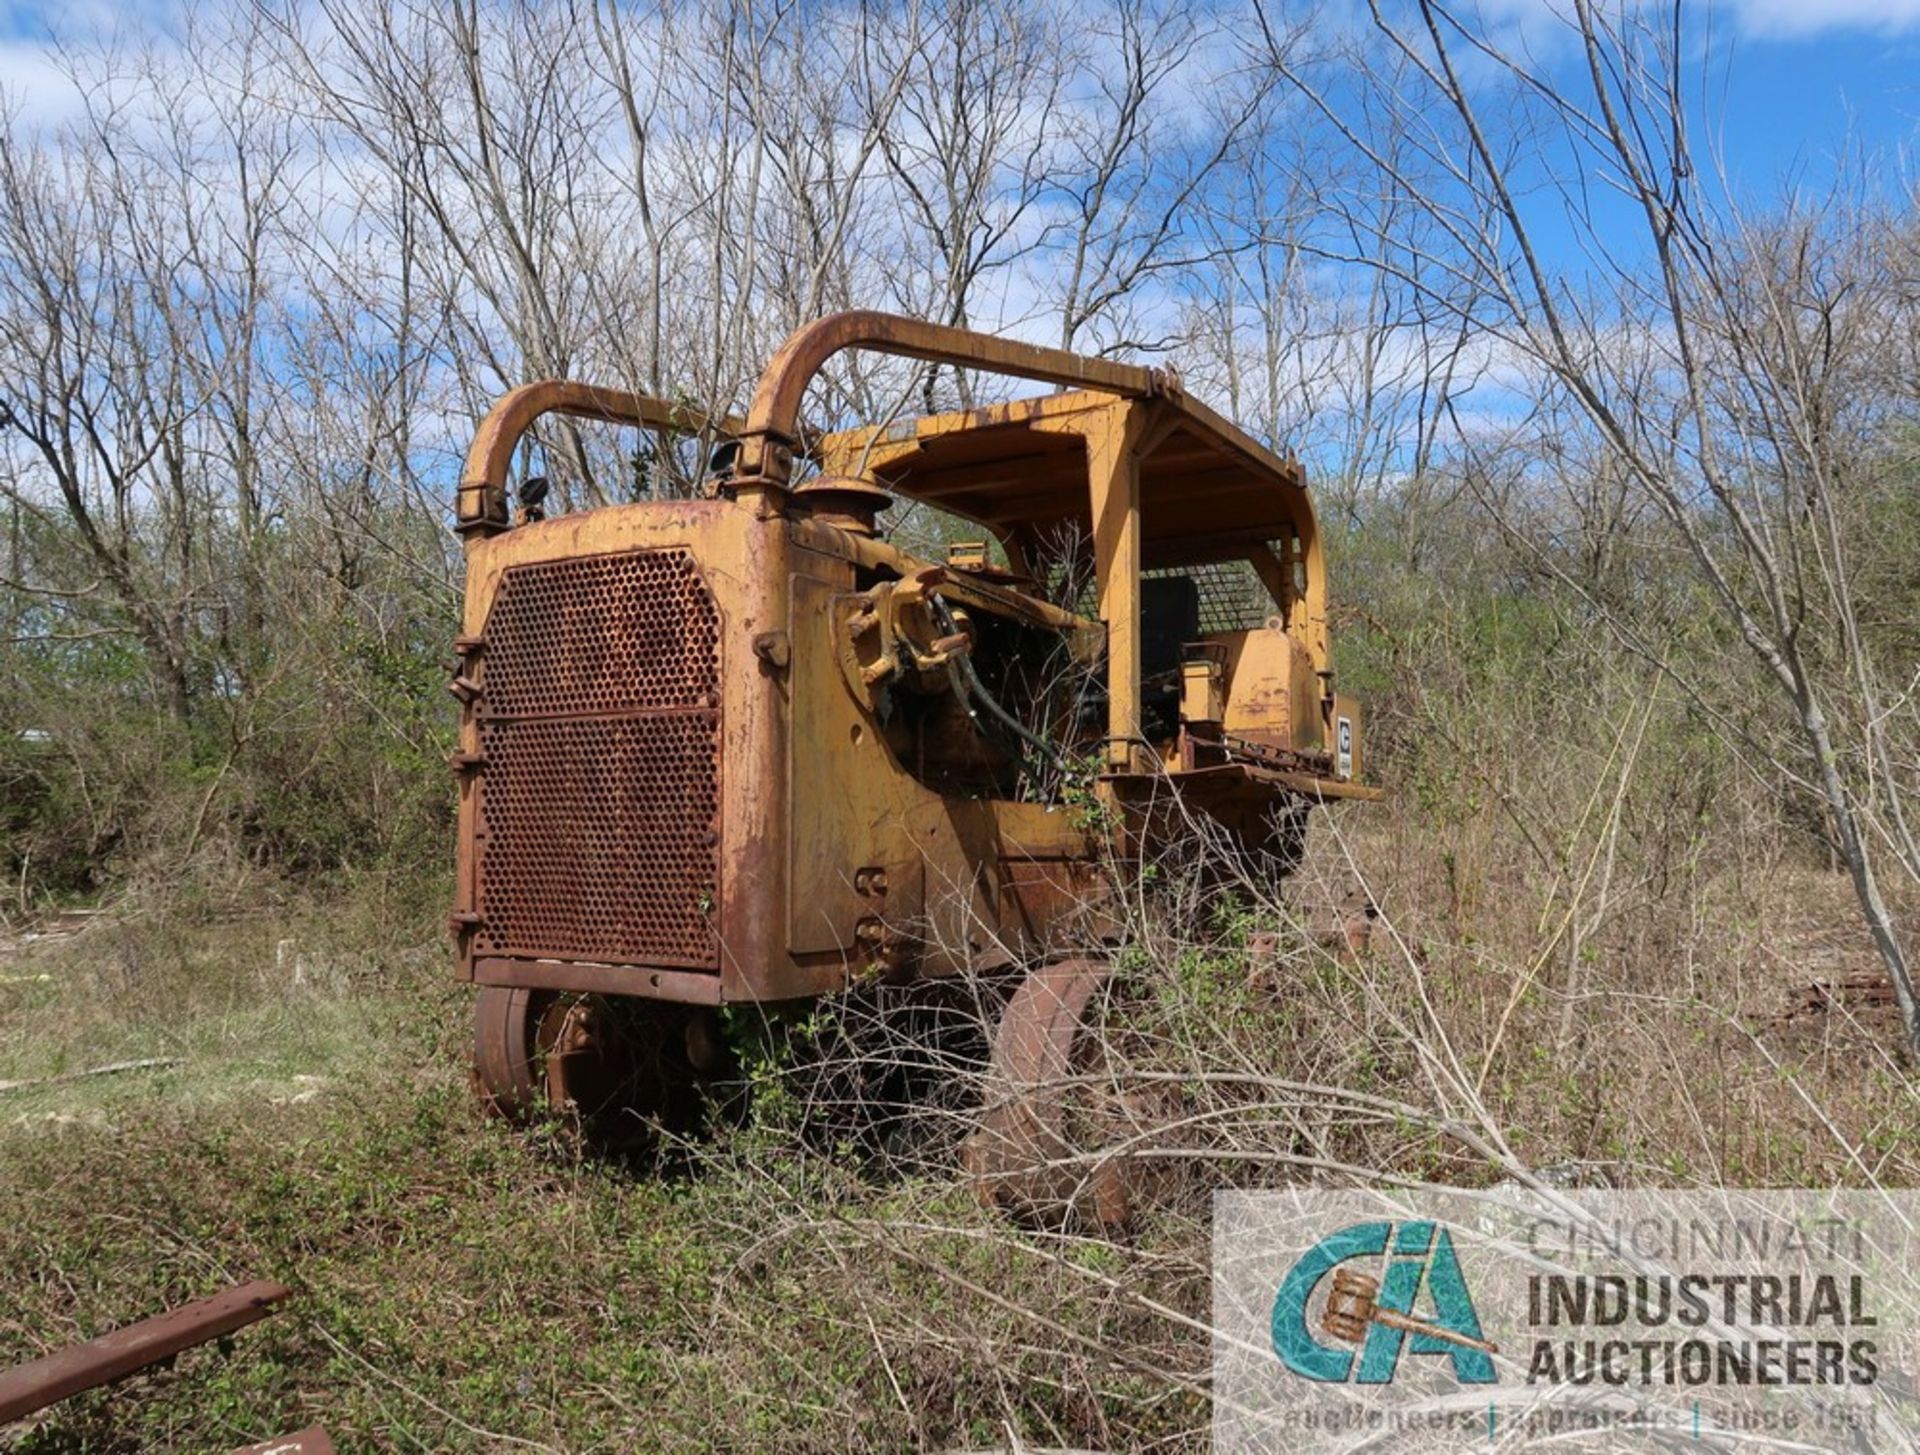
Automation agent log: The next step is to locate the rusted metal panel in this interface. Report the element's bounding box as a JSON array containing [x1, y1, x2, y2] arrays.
[[230, 1427, 335, 1455], [1180, 646, 1227, 726], [1217, 623, 1296, 745], [474, 547, 722, 970], [714, 513, 798, 1002], [997, 858, 1117, 952], [450, 504, 800, 1004], [472, 956, 722, 1005], [785, 571, 906, 961], [0, 1281, 291, 1423]]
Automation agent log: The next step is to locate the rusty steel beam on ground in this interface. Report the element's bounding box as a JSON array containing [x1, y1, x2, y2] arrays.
[[0, 1279, 292, 1423], [231, 1426, 335, 1454]]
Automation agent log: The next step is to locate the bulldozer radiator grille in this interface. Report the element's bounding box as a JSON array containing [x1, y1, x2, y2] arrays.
[[475, 549, 721, 969]]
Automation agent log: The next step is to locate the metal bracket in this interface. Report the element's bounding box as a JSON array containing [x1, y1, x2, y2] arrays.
[[751, 629, 791, 671]]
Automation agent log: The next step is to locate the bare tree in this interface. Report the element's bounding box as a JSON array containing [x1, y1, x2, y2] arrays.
[[1044, 0, 1270, 357], [870, 1, 1063, 339], [1260, 0, 1920, 1057], [0, 83, 212, 720]]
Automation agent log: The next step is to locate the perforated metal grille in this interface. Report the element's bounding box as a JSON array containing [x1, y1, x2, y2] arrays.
[[1048, 550, 1286, 634], [1142, 560, 1271, 633], [481, 551, 721, 717], [476, 549, 721, 968]]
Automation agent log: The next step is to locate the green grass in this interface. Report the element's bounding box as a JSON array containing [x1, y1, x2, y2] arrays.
[[1, 848, 1914, 1452], [0, 915, 424, 1127], [0, 910, 1202, 1453]]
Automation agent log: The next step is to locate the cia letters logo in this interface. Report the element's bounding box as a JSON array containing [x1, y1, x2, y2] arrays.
[[1271, 1220, 1499, 1385]]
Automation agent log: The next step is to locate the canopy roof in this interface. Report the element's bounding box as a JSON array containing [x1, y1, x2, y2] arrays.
[[816, 389, 1313, 569]]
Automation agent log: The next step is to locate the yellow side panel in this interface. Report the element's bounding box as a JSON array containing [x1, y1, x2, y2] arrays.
[[1215, 625, 1298, 746]]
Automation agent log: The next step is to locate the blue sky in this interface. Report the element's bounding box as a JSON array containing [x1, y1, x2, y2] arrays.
[[1483, 2, 1920, 298], [0, 0, 1910, 366], [1, 0, 1914, 186], [1713, 19, 1920, 188]]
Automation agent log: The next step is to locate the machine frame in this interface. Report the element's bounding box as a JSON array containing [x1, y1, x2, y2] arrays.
[[448, 312, 1377, 1210]]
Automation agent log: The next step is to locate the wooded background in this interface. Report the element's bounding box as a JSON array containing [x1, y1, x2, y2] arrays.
[[3, 7, 1917, 1450], [2, 0, 1916, 1051]]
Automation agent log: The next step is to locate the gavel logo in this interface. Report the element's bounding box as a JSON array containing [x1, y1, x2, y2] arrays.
[[1322, 1267, 1500, 1355]]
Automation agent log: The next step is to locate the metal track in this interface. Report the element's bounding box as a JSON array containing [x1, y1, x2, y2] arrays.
[[0, 1280, 291, 1423]]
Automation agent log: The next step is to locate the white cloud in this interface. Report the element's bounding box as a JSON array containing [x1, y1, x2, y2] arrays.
[[1448, 0, 1920, 43], [0, 39, 85, 126], [1722, 0, 1920, 37]]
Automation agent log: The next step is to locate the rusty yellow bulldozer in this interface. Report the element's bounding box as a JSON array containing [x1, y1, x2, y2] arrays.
[[447, 311, 1376, 1224]]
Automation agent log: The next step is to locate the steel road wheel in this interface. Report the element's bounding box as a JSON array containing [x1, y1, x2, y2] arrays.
[[961, 958, 1156, 1231], [471, 986, 723, 1150]]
